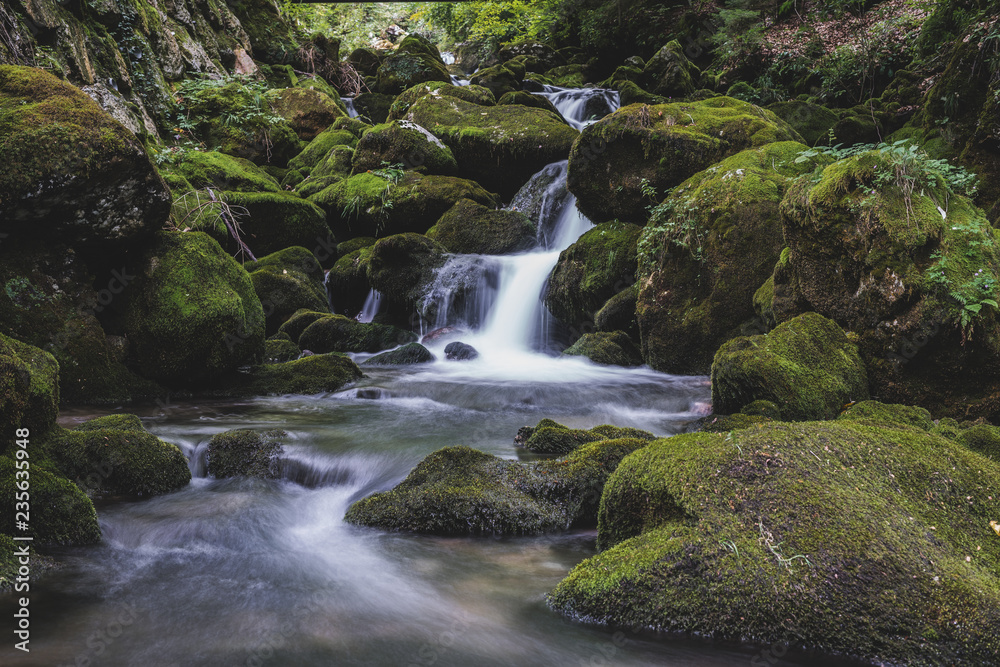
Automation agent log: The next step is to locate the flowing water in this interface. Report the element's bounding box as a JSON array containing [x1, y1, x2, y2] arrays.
[[2, 86, 827, 667]]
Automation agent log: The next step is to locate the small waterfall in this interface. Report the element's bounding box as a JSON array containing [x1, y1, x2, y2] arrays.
[[450, 75, 471, 87], [357, 289, 383, 323], [532, 86, 621, 130], [419, 255, 501, 334], [343, 97, 359, 118], [441, 51, 456, 65]]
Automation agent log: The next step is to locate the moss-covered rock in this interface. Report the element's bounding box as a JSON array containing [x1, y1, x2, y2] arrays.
[[562, 331, 642, 367], [428, 198, 536, 254], [348, 48, 382, 77], [387, 81, 496, 121], [545, 222, 641, 334], [496, 90, 561, 116], [363, 342, 434, 366], [767, 100, 839, 146], [326, 247, 375, 318], [230, 352, 363, 396], [174, 190, 330, 260], [366, 233, 448, 318], [122, 231, 265, 386], [345, 437, 648, 536], [245, 247, 328, 335], [955, 424, 1000, 464], [568, 97, 802, 221], [166, 150, 281, 193], [711, 312, 869, 421], [374, 36, 451, 96], [287, 128, 359, 176], [206, 429, 284, 479], [594, 285, 639, 340], [640, 40, 696, 98], [469, 64, 521, 99], [298, 314, 415, 354], [0, 454, 100, 546], [43, 416, 190, 497], [0, 334, 59, 451], [836, 400, 935, 431], [636, 142, 827, 374], [351, 120, 458, 176], [0, 65, 170, 245], [775, 147, 1000, 418], [352, 92, 394, 125], [264, 337, 301, 363], [403, 95, 579, 197], [272, 87, 346, 142], [549, 420, 1000, 666], [311, 171, 496, 239], [519, 420, 608, 456]]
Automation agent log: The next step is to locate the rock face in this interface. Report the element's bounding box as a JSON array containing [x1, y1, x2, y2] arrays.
[[636, 142, 826, 374], [711, 312, 869, 421], [568, 96, 802, 221], [345, 438, 649, 536], [772, 147, 1000, 419], [549, 420, 1000, 666], [207, 429, 285, 479], [402, 95, 579, 197], [122, 232, 266, 386], [545, 222, 641, 336], [0, 66, 170, 246]]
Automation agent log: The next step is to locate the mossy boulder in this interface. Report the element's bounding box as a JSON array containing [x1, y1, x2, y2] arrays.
[[348, 48, 381, 77], [327, 247, 375, 318], [351, 120, 458, 176], [766, 100, 839, 146], [264, 337, 301, 363], [298, 314, 415, 354], [636, 142, 827, 374], [43, 415, 190, 497], [469, 64, 521, 99], [545, 222, 641, 335], [711, 312, 869, 421], [206, 429, 284, 479], [174, 190, 330, 260], [166, 151, 281, 193], [0, 455, 100, 546], [836, 400, 935, 431], [272, 87, 347, 142], [387, 82, 496, 121], [0, 334, 59, 450], [287, 127, 359, 175], [363, 342, 434, 366], [519, 420, 606, 456], [402, 95, 580, 197], [366, 233, 448, 316], [374, 36, 451, 96], [774, 148, 1000, 418], [594, 285, 639, 340], [499, 41, 565, 72], [122, 231, 265, 386], [562, 331, 642, 367], [231, 352, 363, 396], [0, 65, 170, 246], [245, 247, 328, 335], [311, 171, 496, 239], [352, 92, 395, 125], [550, 420, 1000, 666], [568, 97, 803, 221], [428, 199, 536, 254], [956, 424, 1000, 463], [497, 90, 561, 116], [640, 40, 696, 98], [345, 438, 649, 536], [278, 309, 330, 343]]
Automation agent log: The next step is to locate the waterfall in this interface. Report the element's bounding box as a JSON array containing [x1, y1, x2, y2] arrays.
[[343, 97, 358, 118], [532, 85, 621, 131], [357, 289, 383, 323]]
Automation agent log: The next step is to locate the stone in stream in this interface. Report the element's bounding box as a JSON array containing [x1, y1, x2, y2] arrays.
[[207, 429, 285, 480], [444, 342, 479, 361], [364, 343, 435, 366]]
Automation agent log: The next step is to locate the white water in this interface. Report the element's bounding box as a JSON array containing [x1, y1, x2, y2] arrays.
[[343, 97, 359, 118], [532, 85, 621, 130], [356, 289, 383, 323]]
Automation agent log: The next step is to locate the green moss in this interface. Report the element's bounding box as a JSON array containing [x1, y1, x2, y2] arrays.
[[836, 400, 935, 431], [711, 312, 869, 421], [168, 151, 280, 193], [563, 331, 642, 367], [546, 222, 641, 333], [549, 421, 1000, 665], [365, 233, 448, 315], [374, 46, 450, 96], [767, 100, 839, 146], [298, 314, 415, 354], [264, 338, 301, 363], [594, 285, 639, 339], [206, 429, 284, 479], [363, 342, 434, 366], [245, 246, 328, 335], [496, 90, 561, 116], [636, 142, 826, 374], [956, 424, 1000, 463], [523, 425, 604, 456], [387, 82, 496, 122], [277, 309, 331, 343], [0, 333, 59, 452], [0, 454, 100, 546], [271, 87, 346, 142], [351, 120, 457, 176], [740, 399, 782, 420], [568, 96, 803, 222], [287, 128, 358, 175], [123, 231, 265, 386], [430, 198, 536, 254], [43, 418, 190, 497], [469, 64, 521, 99], [641, 40, 696, 98]]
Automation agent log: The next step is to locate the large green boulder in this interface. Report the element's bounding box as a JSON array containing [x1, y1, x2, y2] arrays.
[[387, 81, 496, 122], [351, 120, 458, 176], [310, 171, 496, 239], [0, 455, 100, 546], [271, 87, 347, 142], [327, 247, 375, 319], [245, 247, 328, 335], [298, 315, 415, 354], [366, 233, 448, 317], [469, 64, 521, 99], [0, 65, 170, 246], [550, 420, 1000, 665], [287, 125, 359, 175], [711, 312, 869, 421], [545, 222, 641, 335], [43, 415, 190, 497], [228, 353, 363, 396], [562, 331, 643, 367], [345, 438, 649, 536], [636, 142, 827, 374], [0, 334, 58, 451], [427, 199, 536, 254], [374, 36, 451, 96], [402, 95, 579, 197], [165, 151, 281, 194], [640, 40, 696, 98], [774, 147, 1000, 418], [568, 96, 802, 221], [206, 429, 284, 479], [122, 232, 265, 386], [363, 343, 434, 366], [767, 100, 839, 146]]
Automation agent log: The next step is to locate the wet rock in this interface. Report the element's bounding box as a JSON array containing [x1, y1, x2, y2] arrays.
[[444, 341, 479, 361], [364, 342, 435, 366], [207, 429, 285, 479]]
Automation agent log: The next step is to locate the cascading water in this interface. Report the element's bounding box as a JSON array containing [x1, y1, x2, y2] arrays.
[[356, 289, 383, 323], [531, 85, 621, 130], [343, 97, 359, 118]]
